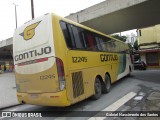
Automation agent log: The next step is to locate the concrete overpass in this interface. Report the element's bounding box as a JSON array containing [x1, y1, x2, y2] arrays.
[[1, 0, 160, 62], [0, 38, 12, 58], [66, 0, 160, 34]]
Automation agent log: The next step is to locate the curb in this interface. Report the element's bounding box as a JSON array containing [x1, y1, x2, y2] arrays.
[[0, 104, 22, 110]]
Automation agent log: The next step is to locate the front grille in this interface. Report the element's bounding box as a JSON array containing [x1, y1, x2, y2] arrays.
[[72, 71, 84, 98]]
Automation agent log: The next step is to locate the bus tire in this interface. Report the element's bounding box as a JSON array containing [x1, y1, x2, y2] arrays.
[[91, 77, 102, 100], [102, 74, 111, 93]]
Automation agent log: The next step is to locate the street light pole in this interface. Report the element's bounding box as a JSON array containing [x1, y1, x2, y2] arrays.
[[13, 3, 18, 28], [31, 0, 35, 19]]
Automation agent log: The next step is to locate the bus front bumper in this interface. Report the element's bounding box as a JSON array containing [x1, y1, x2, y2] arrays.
[[17, 90, 71, 107]]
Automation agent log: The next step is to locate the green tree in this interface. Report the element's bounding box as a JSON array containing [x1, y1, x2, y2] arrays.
[[112, 34, 127, 42], [133, 40, 138, 50]]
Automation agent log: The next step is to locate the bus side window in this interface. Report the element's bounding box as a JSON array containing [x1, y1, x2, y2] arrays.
[[110, 40, 118, 52], [86, 33, 94, 50], [114, 41, 120, 52], [98, 36, 114, 52], [95, 36, 103, 51], [60, 22, 75, 49], [71, 26, 86, 49], [85, 32, 97, 51], [100, 40, 111, 52]]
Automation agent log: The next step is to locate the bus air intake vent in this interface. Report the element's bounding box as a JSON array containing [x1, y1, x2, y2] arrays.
[[72, 71, 84, 98]]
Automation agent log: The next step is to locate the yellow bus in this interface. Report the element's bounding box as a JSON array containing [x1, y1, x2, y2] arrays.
[[13, 13, 133, 107]]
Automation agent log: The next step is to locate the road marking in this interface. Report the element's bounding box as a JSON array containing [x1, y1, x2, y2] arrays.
[[88, 92, 137, 120], [103, 92, 137, 111], [134, 96, 143, 100]]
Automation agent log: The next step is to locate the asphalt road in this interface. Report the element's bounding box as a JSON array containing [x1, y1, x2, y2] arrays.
[[131, 70, 160, 84], [1, 70, 160, 120]]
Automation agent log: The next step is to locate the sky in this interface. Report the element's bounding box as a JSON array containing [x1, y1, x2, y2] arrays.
[[0, 0, 136, 41], [0, 0, 107, 41]]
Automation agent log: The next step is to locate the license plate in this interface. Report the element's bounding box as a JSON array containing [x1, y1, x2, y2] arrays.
[[31, 94, 39, 99]]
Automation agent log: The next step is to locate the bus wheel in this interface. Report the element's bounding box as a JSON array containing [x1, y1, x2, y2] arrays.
[[91, 77, 102, 100], [102, 74, 111, 93]]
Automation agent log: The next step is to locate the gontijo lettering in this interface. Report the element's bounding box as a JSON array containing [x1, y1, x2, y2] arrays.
[[14, 46, 52, 62], [100, 54, 118, 62]]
